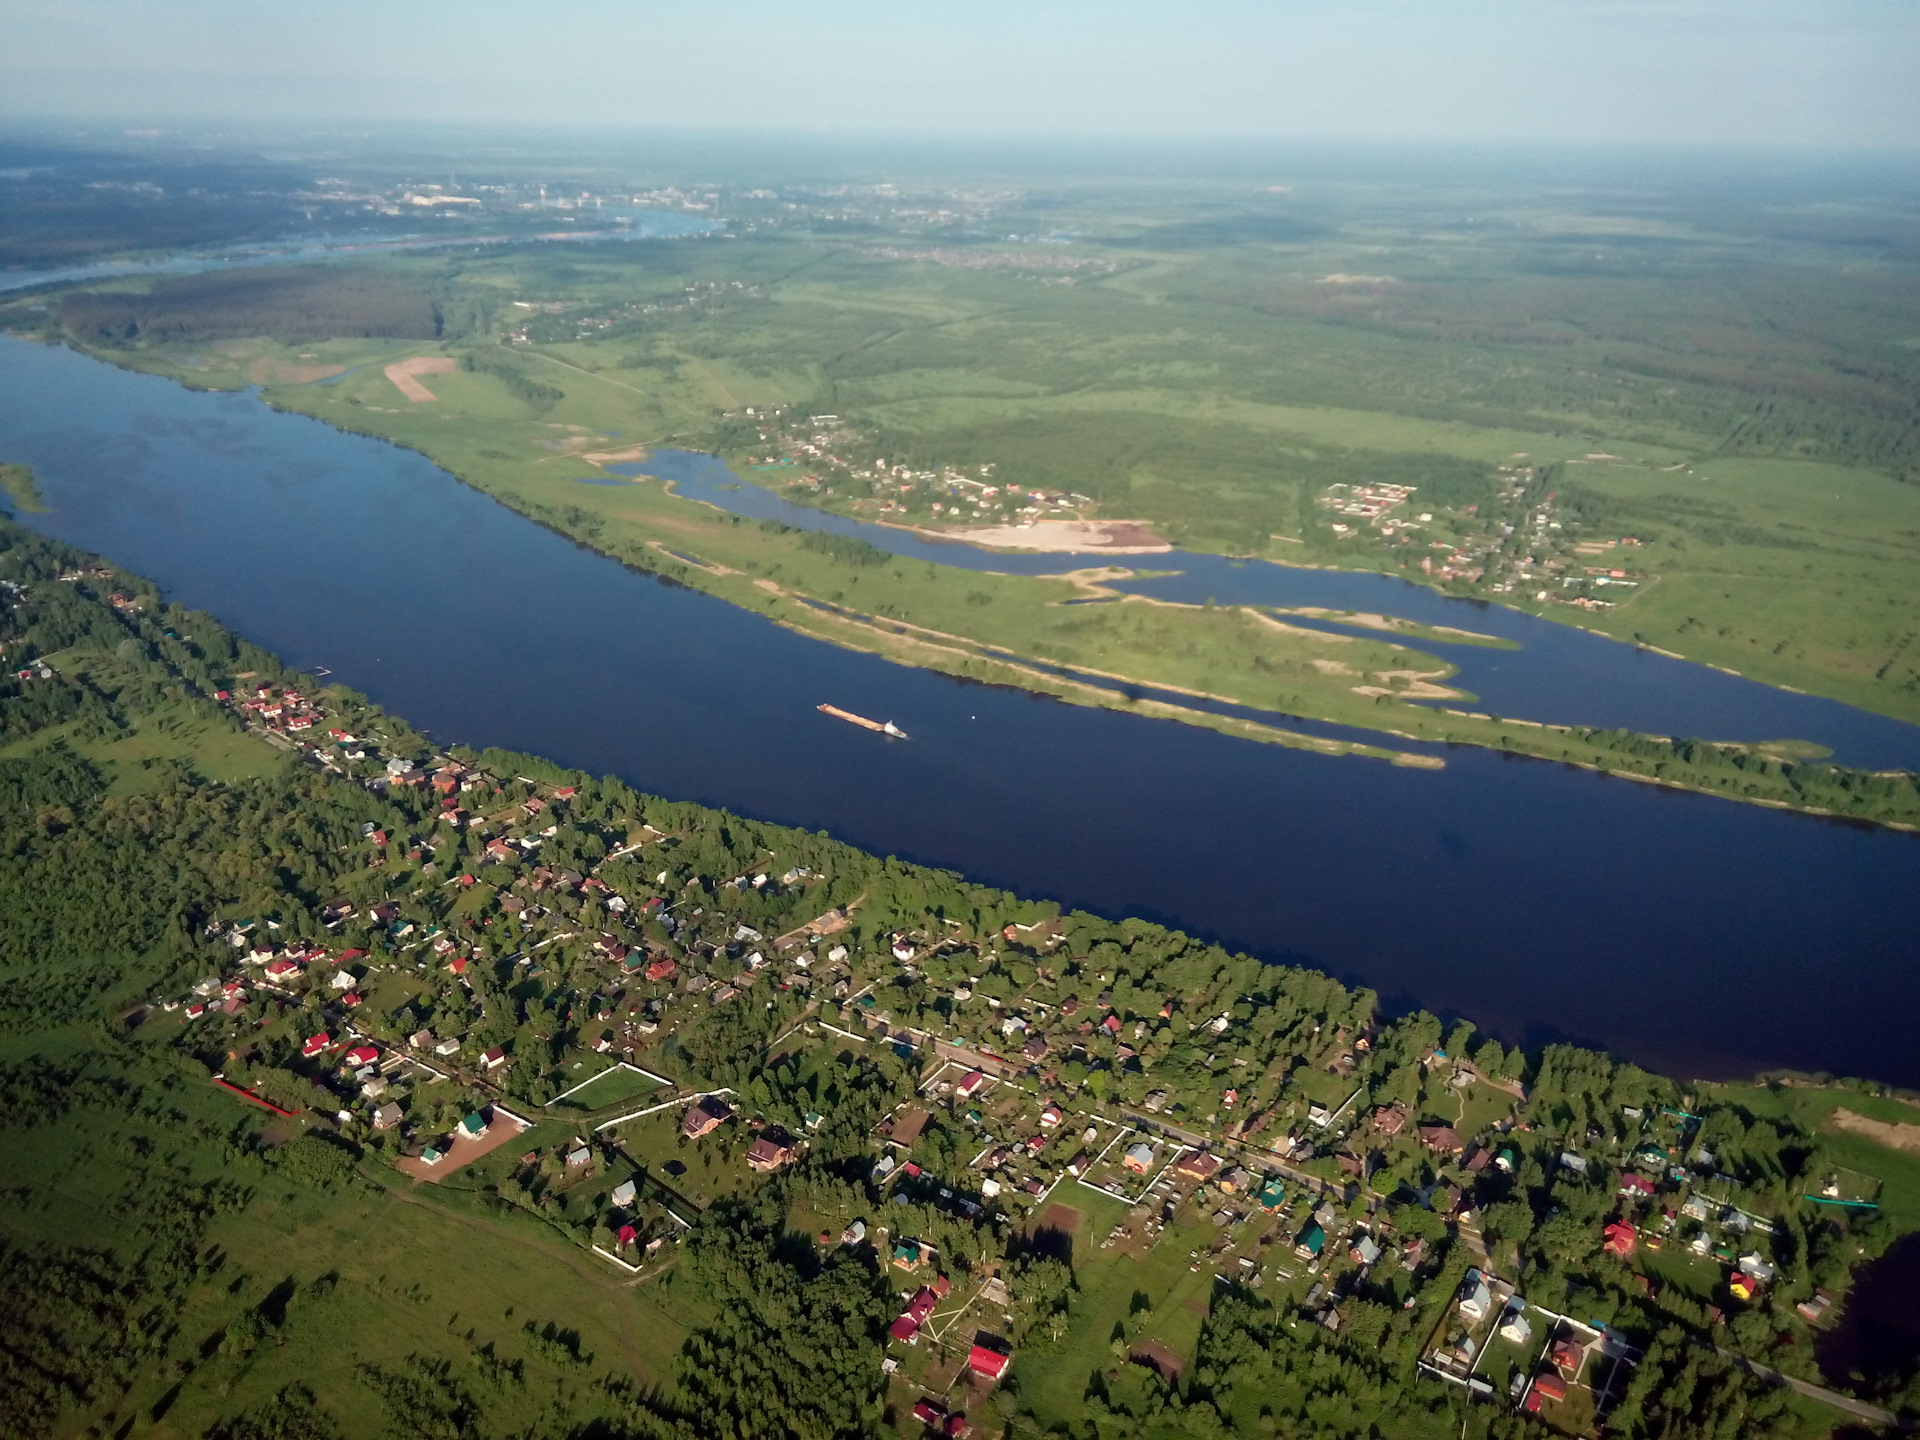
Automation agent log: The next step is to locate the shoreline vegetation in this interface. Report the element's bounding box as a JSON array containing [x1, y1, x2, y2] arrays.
[[7, 337, 1920, 828], [2, 516, 1918, 1439], [0, 460, 48, 513]]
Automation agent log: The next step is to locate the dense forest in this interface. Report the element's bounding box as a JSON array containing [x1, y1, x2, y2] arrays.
[[60, 265, 445, 344]]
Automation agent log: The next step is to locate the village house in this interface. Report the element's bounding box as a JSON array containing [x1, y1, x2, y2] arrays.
[[1418, 1124, 1465, 1155], [747, 1130, 797, 1171], [1122, 1141, 1156, 1174], [967, 1341, 1011, 1382], [1458, 1270, 1492, 1321], [1549, 1336, 1584, 1376], [1175, 1149, 1221, 1182], [684, 1095, 731, 1138], [372, 1102, 402, 1130], [889, 1285, 939, 1343]]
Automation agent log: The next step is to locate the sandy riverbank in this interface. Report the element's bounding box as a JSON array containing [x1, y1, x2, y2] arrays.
[[901, 518, 1172, 554]]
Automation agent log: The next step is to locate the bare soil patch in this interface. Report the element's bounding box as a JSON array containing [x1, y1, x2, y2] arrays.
[[384, 355, 458, 403], [1035, 1202, 1083, 1237], [1831, 1108, 1920, 1155], [396, 1111, 530, 1182], [1130, 1339, 1185, 1381]]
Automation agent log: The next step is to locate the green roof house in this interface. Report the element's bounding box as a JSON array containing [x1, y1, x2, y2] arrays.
[[459, 1112, 488, 1139]]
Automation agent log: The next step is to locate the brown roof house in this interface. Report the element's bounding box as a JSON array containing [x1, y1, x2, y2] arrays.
[[747, 1129, 797, 1171], [683, 1095, 732, 1139]]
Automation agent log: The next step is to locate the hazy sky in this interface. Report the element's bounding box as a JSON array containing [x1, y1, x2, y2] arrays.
[[3, 0, 1916, 148]]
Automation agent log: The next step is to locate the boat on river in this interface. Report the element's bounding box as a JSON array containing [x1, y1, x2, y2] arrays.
[[818, 704, 907, 738]]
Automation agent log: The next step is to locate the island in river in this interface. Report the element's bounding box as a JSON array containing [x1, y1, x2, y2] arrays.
[[1, 516, 1917, 1440]]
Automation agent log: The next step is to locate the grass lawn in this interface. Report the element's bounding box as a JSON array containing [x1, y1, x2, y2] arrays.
[[603, 1103, 764, 1212], [1009, 1189, 1242, 1431], [0, 1061, 707, 1439], [548, 1061, 668, 1115], [0, 670, 284, 793]]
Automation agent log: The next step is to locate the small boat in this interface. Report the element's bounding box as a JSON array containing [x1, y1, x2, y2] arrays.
[[818, 704, 908, 739]]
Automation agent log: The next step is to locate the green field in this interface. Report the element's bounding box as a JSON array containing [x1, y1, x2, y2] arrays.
[[548, 1061, 668, 1114]]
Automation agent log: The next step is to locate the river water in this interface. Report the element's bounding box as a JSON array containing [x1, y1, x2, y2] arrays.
[[2, 334, 1915, 1086]]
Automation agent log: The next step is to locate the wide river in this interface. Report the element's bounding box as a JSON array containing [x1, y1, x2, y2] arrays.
[[2, 335, 1916, 1086]]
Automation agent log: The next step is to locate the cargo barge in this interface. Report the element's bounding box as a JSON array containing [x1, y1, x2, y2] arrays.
[[818, 704, 907, 738]]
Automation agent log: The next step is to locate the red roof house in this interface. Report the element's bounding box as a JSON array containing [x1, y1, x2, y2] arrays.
[[1533, 1373, 1567, 1402], [1602, 1220, 1638, 1257], [302, 1032, 330, 1057], [646, 955, 678, 982], [344, 1044, 380, 1067], [968, 1343, 1011, 1381], [1618, 1172, 1656, 1198]]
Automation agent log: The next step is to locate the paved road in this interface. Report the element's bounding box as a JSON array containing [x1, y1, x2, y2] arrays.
[[1720, 1348, 1906, 1430]]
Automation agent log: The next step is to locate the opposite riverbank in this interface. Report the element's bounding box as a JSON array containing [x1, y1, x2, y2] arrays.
[[10, 331, 1920, 830]]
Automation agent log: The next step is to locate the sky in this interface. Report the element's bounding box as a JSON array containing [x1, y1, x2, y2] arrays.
[[2, 0, 1917, 149]]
